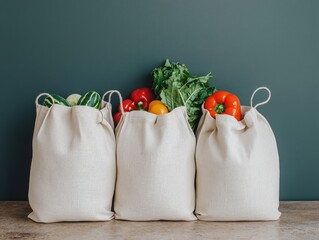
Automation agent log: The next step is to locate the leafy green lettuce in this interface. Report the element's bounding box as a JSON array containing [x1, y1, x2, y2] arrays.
[[152, 59, 216, 131]]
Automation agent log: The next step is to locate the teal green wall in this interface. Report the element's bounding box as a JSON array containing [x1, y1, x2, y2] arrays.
[[1, 0, 318, 200]]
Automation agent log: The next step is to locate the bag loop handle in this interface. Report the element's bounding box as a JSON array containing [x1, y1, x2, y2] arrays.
[[102, 90, 124, 114], [35, 93, 54, 106], [250, 87, 271, 109]]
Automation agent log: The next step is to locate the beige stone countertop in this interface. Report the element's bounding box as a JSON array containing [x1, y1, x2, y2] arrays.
[[0, 201, 318, 240]]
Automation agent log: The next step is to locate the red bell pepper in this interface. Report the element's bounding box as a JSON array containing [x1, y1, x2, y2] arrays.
[[119, 99, 137, 112], [204, 91, 242, 121], [113, 111, 122, 126], [113, 99, 136, 126], [130, 88, 155, 110], [113, 88, 155, 125]]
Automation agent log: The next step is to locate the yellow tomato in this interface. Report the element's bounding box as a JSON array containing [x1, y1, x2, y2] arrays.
[[148, 100, 169, 115]]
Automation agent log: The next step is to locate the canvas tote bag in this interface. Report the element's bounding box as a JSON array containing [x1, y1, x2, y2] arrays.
[[195, 87, 281, 221], [114, 95, 197, 221], [28, 91, 118, 223]]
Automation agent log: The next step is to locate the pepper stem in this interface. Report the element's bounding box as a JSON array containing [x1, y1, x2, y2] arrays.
[[215, 103, 225, 114], [137, 101, 144, 110]]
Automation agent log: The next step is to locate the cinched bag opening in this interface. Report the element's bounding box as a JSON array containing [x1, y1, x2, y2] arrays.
[[114, 94, 197, 221], [195, 87, 281, 221], [28, 91, 119, 223]]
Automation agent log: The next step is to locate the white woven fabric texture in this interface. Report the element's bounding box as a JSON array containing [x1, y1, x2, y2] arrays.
[[114, 107, 197, 221], [28, 94, 116, 223], [195, 88, 281, 221]]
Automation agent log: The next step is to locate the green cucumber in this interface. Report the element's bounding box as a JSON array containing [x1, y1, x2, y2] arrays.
[[43, 94, 70, 107], [77, 91, 101, 109]]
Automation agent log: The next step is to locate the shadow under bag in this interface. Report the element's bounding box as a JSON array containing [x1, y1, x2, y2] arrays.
[[195, 87, 281, 221], [28, 91, 117, 223]]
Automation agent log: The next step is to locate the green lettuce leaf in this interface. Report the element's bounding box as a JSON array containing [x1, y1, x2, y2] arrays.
[[152, 59, 216, 131]]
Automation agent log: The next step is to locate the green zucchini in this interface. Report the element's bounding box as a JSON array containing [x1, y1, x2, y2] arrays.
[[43, 94, 70, 107], [77, 91, 101, 109]]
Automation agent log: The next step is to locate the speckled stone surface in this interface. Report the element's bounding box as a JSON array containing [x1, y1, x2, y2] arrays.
[[0, 202, 318, 240]]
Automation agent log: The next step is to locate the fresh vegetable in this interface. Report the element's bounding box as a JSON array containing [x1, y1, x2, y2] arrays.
[[77, 91, 101, 109], [152, 59, 216, 130], [113, 99, 137, 126], [148, 100, 163, 110], [204, 91, 242, 121], [148, 100, 169, 115], [66, 94, 81, 106], [113, 111, 122, 126], [43, 94, 70, 107], [130, 88, 155, 110], [120, 99, 137, 112], [113, 88, 155, 125]]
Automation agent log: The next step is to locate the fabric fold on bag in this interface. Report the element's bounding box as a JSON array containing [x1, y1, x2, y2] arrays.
[[28, 91, 118, 223], [195, 87, 281, 221], [114, 105, 197, 221]]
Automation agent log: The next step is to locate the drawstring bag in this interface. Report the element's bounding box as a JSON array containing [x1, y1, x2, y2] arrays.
[[28, 91, 118, 223], [195, 87, 281, 221], [114, 95, 197, 221]]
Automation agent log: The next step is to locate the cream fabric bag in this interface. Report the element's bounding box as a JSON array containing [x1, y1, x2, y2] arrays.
[[195, 87, 281, 221], [28, 91, 118, 223], [114, 101, 197, 221]]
